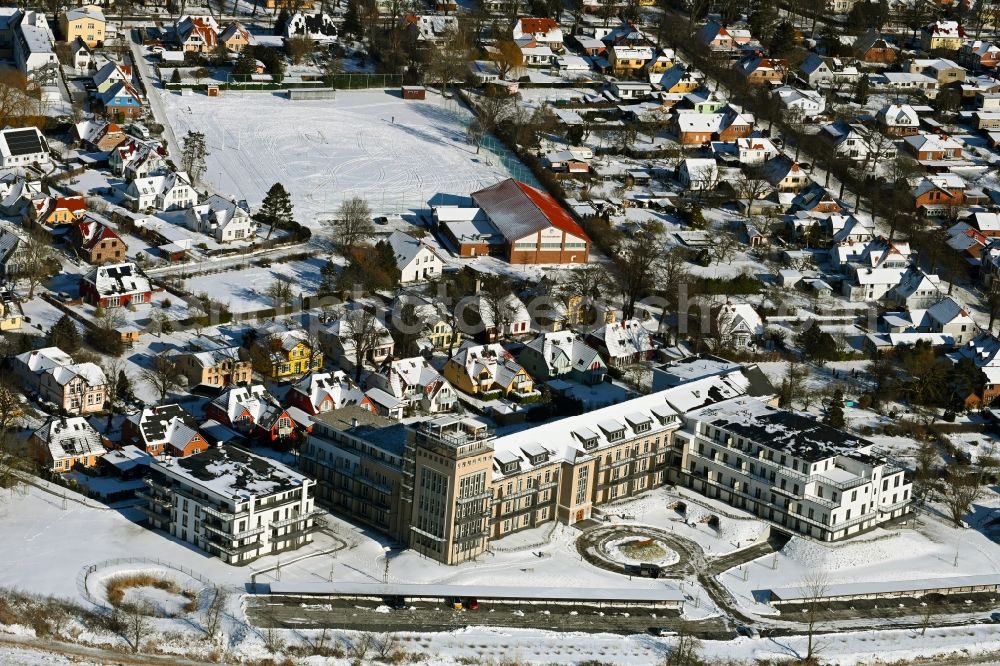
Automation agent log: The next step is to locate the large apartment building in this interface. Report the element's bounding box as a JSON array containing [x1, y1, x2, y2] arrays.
[[139, 445, 317, 565], [301, 362, 912, 564], [676, 396, 912, 541]]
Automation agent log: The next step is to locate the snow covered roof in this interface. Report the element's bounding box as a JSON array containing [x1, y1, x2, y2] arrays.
[[590, 319, 655, 359], [156, 444, 309, 500], [687, 396, 875, 463], [45, 362, 106, 388], [81, 262, 151, 297], [15, 346, 74, 374], [523, 330, 603, 374], [291, 371, 364, 411], [268, 581, 684, 603], [32, 416, 106, 462], [771, 574, 1000, 602], [386, 230, 439, 270]]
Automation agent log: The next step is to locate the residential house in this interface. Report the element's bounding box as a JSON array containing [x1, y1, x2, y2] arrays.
[[283, 13, 337, 41], [249, 323, 324, 381], [73, 119, 127, 151], [14, 347, 108, 415], [735, 137, 779, 164], [877, 104, 920, 136], [951, 334, 1000, 407], [126, 170, 196, 212], [30, 417, 106, 473], [911, 173, 967, 215], [176, 15, 219, 52], [516, 38, 554, 66], [872, 72, 938, 97], [387, 230, 443, 284], [218, 21, 253, 51], [285, 371, 367, 415], [799, 54, 859, 87], [734, 55, 786, 85], [0, 175, 41, 216], [678, 158, 719, 191], [889, 267, 944, 309], [922, 21, 965, 51], [674, 109, 753, 145], [70, 216, 128, 264], [774, 86, 825, 115], [32, 195, 86, 226], [761, 156, 811, 193], [854, 30, 898, 64], [964, 212, 1000, 237], [443, 341, 536, 398], [185, 195, 256, 242], [883, 296, 977, 345], [906, 58, 966, 85], [608, 45, 654, 76], [367, 357, 458, 414], [92, 61, 132, 93], [903, 133, 963, 160], [171, 343, 252, 389], [60, 5, 105, 47], [713, 302, 764, 347], [391, 292, 463, 352], [820, 121, 897, 163], [204, 384, 298, 443], [10, 10, 58, 81], [320, 311, 395, 372], [518, 330, 607, 385], [110, 139, 166, 180], [0, 126, 50, 168], [95, 80, 143, 120], [696, 22, 752, 52], [400, 14, 458, 44], [828, 213, 875, 244], [472, 292, 532, 340], [586, 319, 656, 368], [0, 289, 22, 331], [959, 40, 1000, 70], [611, 81, 652, 100], [122, 404, 209, 457], [646, 49, 675, 74], [79, 262, 152, 308], [653, 65, 701, 93], [512, 17, 563, 52], [69, 37, 92, 73]]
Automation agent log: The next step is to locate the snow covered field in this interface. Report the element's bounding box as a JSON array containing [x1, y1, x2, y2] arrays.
[[158, 89, 530, 227]]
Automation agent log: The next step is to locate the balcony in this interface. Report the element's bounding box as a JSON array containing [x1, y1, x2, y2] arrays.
[[136, 489, 171, 509], [201, 504, 243, 520], [202, 522, 266, 541], [270, 510, 321, 530], [878, 498, 912, 513], [136, 504, 170, 523], [813, 471, 868, 490]]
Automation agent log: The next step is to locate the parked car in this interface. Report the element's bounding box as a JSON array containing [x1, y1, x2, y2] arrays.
[[465, 598, 479, 610]]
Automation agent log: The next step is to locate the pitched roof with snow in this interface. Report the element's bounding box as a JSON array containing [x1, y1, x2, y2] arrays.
[[33, 416, 106, 463]]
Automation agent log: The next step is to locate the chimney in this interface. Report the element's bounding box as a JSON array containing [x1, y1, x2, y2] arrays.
[[352, 417, 359, 427]]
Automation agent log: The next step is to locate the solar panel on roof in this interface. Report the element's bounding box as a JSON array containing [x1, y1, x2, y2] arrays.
[[3, 129, 43, 157]]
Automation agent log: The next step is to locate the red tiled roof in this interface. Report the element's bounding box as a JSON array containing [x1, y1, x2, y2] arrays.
[[77, 218, 123, 250], [518, 17, 558, 34], [514, 181, 589, 240], [56, 196, 87, 213]]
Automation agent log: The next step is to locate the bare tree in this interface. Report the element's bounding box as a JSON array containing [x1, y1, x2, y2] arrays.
[[800, 570, 830, 662], [265, 277, 295, 309], [341, 307, 381, 382], [477, 274, 519, 341], [614, 221, 667, 321], [941, 464, 984, 526], [491, 40, 523, 80], [202, 585, 229, 638], [15, 227, 56, 299], [373, 632, 401, 661], [735, 166, 772, 204], [664, 621, 702, 665], [349, 632, 375, 662], [710, 232, 740, 265], [330, 197, 375, 249], [141, 354, 184, 402], [119, 601, 154, 653]]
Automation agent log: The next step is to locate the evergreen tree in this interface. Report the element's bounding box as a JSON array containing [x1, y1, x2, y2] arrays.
[[853, 73, 870, 105], [170, 68, 181, 84], [823, 403, 845, 428], [797, 323, 837, 366], [768, 21, 795, 58], [48, 314, 81, 353], [317, 259, 338, 297], [116, 369, 132, 403], [274, 7, 290, 35], [344, 0, 361, 37], [256, 183, 294, 239]]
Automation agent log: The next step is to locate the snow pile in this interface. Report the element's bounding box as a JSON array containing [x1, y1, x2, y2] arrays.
[[605, 536, 679, 567]]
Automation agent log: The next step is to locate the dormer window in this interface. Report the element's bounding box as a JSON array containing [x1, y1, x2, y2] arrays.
[[503, 461, 519, 474]]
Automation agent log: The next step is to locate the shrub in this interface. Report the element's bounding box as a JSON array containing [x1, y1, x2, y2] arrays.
[[105, 573, 181, 607]]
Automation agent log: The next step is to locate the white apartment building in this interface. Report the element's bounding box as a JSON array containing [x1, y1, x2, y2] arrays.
[[676, 396, 912, 541], [139, 445, 317, 565]]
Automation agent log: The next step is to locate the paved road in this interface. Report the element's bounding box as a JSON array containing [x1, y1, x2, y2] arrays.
[[0, 633, 219, 666], [128, 32, 179, 157]]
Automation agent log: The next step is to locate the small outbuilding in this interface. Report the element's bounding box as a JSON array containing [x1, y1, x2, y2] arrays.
[[402, 85, 426, 100]]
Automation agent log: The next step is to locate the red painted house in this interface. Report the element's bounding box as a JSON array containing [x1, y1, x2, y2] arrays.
[[204, 384, 297, 443], [79, 262, 152, 308]]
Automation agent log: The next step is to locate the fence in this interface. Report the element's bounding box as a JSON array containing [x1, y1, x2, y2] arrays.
[[78, 556, 216, 610], [163, 73, 404, 93]]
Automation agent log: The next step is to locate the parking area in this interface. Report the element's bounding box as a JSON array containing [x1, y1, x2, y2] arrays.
[[246, 595, 732, 638]]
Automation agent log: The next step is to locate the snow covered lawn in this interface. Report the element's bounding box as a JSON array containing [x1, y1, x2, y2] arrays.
[[158, 88, 528, 227]]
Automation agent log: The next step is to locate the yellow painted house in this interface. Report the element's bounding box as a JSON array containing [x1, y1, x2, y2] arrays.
[[60, 5, 106, 47], [253, 327, 324, 380], [443, 342, 536, 398], [32, 195, 87, 226], [609, 45, 654, 76], [647, 49, 676, 74]]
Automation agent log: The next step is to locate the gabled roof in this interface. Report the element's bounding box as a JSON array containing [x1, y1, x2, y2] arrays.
[[290, 371, 365, 411], [75, 216, 123, 252], [32, 417, 105, 462], [590, 319, 655, 358], [126, 403, 203, 451], [81, 261, 151, 297], [471, 178, 589, 243], [386, 230, 439, 270]]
